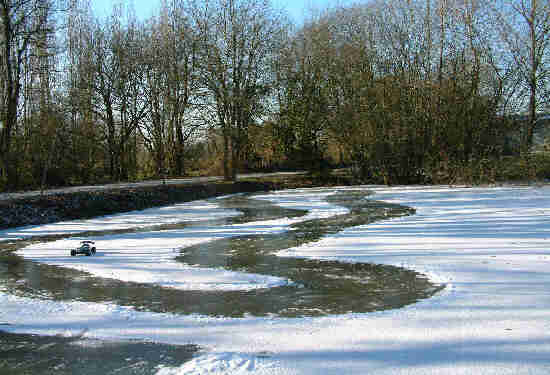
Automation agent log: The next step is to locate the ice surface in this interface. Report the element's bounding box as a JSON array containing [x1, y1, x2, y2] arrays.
[[2, 185, 550, 374], [11, 190, 346, 291]]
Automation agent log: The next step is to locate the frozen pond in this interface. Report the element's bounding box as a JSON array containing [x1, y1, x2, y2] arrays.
[[0, 192, 440, 317], [2, 185, 550, 375], [0, 188, 441, 373]]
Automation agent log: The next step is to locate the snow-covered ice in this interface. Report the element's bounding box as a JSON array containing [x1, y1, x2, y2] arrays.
[[8, 189, 347, 291], [2, 185, 550, 374]]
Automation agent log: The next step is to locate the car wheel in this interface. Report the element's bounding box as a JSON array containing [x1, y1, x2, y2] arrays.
[[71, 250, 76, 256], [85, 251, 91, 256], [92, 247, 96, 254]]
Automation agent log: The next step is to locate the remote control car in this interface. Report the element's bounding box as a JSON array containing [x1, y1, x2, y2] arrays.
[[70, 241, 96, 256]]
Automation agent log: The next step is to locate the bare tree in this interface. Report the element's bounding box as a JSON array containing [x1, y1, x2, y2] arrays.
[[493, 0, 550, 152], [64, 0, 102, 184], [83, 5, 148, 181], [192, 0, 286, 181], [276, 14, 335, 174], [274, 0, 510, 184], [0, 0, 62, 188], [142, 0, 201, 178]]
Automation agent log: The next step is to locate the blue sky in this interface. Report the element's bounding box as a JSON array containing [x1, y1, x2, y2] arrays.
[[91, 0, 346, 24]]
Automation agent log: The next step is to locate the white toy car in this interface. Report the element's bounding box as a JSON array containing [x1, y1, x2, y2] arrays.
[[70, 241, 96, 256]]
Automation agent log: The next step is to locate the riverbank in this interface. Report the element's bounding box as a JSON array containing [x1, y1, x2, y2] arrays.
[[0, 174, 353, 231]]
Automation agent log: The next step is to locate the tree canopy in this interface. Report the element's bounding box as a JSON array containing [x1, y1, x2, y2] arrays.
[[0, 0, 548, 190]]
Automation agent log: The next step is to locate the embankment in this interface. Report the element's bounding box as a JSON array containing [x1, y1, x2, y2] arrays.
[[0, 175, 351, 230]]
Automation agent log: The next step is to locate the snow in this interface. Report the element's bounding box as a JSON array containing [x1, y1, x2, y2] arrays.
[[2, 185, 550, 374], [155, 353, 275, 375], [8, 189, 347, 291], [13, 229, 292, 291], [0, 198, 242, 241]]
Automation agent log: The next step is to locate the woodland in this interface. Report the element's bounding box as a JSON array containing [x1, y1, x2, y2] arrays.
[[0, 0, 549, 191]]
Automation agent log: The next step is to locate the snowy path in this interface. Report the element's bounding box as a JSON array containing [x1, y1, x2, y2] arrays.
[[2, 186, 550, 374], [0, 172, 303, 201]]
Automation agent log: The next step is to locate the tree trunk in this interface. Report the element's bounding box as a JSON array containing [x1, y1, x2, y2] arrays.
[[223, 125, 232, 181], [174, 122, 185, 176], [524, 83, 537, 153], [1, 98, 20, 189], [231, 138, 238, 181]]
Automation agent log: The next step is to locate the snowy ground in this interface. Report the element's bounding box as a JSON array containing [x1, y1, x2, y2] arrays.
[[2, 185, 550, 374]]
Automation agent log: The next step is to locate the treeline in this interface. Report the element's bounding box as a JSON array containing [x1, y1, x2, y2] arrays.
[[1, 0, 549, 190]]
